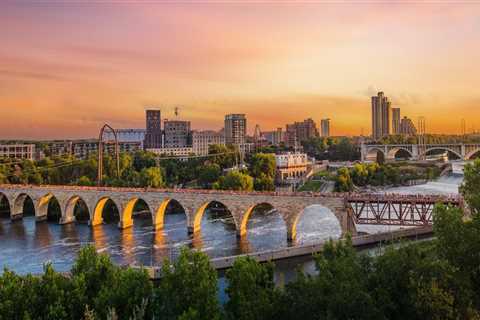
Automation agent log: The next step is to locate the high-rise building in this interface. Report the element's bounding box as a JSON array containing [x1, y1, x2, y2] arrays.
[[400, 116, 417, 136], [263, 128, 285, 146], [224, 114, 246, 145], [392, 108, 401, 135], [192, 130, 225, 155], [321, 118, 330, 137], [371, 92, 392, 140], [286, 118, 319, 147], [144, 109, 162, 149], [163, 120, 191, 148]]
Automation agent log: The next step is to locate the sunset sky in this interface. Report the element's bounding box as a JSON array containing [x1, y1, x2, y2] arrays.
[[1, 1, 480, 139]]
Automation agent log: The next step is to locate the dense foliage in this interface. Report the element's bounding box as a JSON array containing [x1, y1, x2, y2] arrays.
[[301, 137, 361, 161], [334, 162, 441, 192], [0, 147, 275, 192]]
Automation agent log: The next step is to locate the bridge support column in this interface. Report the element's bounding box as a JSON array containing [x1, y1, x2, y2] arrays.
[[36, 215, 47, 222], [59, 216, 75, 225], [118, 219, 133, 229]]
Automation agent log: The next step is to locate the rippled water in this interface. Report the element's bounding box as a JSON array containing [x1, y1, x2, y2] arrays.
[[0, 204, 342, 274]]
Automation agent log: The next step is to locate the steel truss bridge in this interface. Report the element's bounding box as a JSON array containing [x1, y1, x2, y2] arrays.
[[346, 194, 463, 226]]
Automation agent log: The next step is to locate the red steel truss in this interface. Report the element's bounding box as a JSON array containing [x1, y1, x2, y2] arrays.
[[346, 194, 462, 226]]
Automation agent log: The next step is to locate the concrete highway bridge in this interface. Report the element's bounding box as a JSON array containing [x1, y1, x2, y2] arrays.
[[0, 185, 462, 241], [361, 143, 480, 161]]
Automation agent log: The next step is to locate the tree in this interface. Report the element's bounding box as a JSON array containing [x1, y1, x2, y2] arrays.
[[334, 167, 353, 192], [249, 153, 276, 179], [350, 163, 369, 186], [253, 173, 275, 191], [433, 204, 480, 310], [276, 238, 379, 320], [198, 164, 221, 189], [208, 144, 238, 169], [139, 167, 165, 188], [132, 151, 157, 172], [95, 268, 153, 320], [155, 248, 220, 320], [77, 176, 94, 186], [70, 246, 117, 316], [460, 159, 480, 214], [225, 257, 277, 320], [214, 170, 254, 191], [312, 238, 379, 319]]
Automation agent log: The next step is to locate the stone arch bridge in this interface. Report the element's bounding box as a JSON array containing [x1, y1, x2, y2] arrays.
[[0, 184, 356, 241], [361, 143, 480, 161], [0, 185, 462, 242]]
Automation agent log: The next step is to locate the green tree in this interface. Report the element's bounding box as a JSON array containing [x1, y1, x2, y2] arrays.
[[214, 170, 254, 191], [225, 257, 277, 320], [460, 159, 480, 214], [132, 151, 157, 171], [208, 144, 238, 169], [198, 163, 221, 188], [155, 248, 220, 320], [249, 153, 276, 179], [77, 176, 94, 186], [253, 173, 275, 191], [95, 268, 153, 320], [334, 167, 353, 192], [70, 246, 117, 317], [139, 167, 165, 188], [433, 204, 480, 310]]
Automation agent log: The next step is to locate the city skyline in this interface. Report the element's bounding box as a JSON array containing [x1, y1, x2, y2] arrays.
[[1, 2, 480, 139]]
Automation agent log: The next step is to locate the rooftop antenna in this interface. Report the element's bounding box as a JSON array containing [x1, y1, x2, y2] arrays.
[[174, 106, 180, 118]]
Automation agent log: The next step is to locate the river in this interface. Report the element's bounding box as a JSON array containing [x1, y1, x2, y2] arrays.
[[0, 163, 464, 275]]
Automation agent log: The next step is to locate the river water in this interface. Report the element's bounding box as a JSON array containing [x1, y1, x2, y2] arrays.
[[0, 163, 464, 275]]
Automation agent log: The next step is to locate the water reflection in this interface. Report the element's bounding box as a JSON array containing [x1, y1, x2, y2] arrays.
[[0, 202, 346, 274]]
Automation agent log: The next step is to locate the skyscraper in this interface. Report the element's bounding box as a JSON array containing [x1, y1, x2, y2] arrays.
[[392, 108, 401, 135], [371, 92, 392, 140], [400, 116, 417, 136], [163, 120, 191, 148], [224, 114, 247, 145], [321, 118, 330, 137], [144, 109, 162, 149], [285, 118, 319, 147]]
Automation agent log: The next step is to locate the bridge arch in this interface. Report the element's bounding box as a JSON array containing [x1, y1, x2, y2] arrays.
[[91, 197, 120, 226], [37, 193, 62, 222], [365, 147, 385, 161], [239, 202, 284, 238], [192, 200, 235, 234], [0, 192, 10, 218], [13, 193, 35, 219], [466, 148, 480, 160], [120, 197, 152, 229], [64, 195, 90, 224], [422, 147, 462, 160], [153, 198, 187, 230], [386, 147, 413, 160], [291, 204, 342, 243]]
